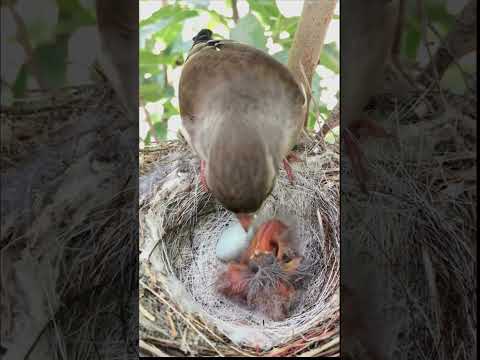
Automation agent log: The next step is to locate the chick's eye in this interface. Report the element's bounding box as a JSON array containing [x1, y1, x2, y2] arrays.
[[249, 262, 259, 273]]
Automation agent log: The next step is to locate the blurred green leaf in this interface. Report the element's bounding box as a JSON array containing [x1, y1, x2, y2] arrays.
[[403, 23, 421, 59], [163, 100, 179, 119], [230, 14, 267, 50], [141, 82, 174, 102], [16, 0, 58, 47], [272, 49, 288, 65], [145, 114, 167, 144], [140, 5, 198, 26], [311, 72, 323, 100], [56, 0, 96, 35], [319, 43, 339, 73], [12, 63, 28, 98], [307, 112, 317, 130], [140, 6, 179, 26], [34, 39, 68, 88], [203, 8, 229, 26], [140, 49, 159, 65], [246, 0, 281, 28]]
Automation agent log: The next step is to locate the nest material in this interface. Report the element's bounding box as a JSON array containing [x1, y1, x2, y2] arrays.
[[1, 84, 138, 359], [139, 71, 477, 358], [139, 138, 340, 356], [341, 79, 477, 359]]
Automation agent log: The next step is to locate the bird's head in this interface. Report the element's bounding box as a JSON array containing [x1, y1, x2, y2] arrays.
[[206, 123, 277, 217]]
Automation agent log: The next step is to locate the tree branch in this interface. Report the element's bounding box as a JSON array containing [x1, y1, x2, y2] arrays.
[[140, 97, 160, 145], [231, 0, 239, 23], [7, 4, 48, 90], [287, 0, 337, 127]]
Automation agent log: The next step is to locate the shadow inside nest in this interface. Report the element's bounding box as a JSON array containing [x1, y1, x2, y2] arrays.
[[139, 140, 340, 351]]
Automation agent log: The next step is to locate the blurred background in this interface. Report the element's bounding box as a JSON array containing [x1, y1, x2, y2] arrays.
[[1, 0, 474, 148], [139, 0, 340, 148], [1, 0, 97, 104]]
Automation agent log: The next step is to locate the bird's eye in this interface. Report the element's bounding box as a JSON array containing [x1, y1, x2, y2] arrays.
[[249, 262, 259, 273], [282, 253, 291, 262]]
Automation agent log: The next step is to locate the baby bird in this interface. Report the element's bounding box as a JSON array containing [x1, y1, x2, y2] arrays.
[[216, 219, 304, 321], [179, 29, 307, 227]]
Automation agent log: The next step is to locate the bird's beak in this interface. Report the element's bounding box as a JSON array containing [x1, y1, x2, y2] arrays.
[[236, 213, 254, 232]]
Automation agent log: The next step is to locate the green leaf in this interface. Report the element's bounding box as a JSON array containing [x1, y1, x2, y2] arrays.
[[246, 0, 281, 28], [56, 0, 96, 35], [319, 43, 339, 74], [140, 6, 179, 26], [140, 5, 198, 26], [140, 49, 159, 65], [307, 112, 317, 130], [272, 49, 288, 65], [403, 22, 421, 59], [34, 39, 68, 88], [311, 72, 323, 100], [163, 100, 179, 119], [230, 14, 267, 50], [203, 8, 229, 26], [141, 82, 174, 102], [12, 64, 28, 98], [145, 115, 168, 143]]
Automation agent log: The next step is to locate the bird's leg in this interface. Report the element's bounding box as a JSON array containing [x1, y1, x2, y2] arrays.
[[283, 152, 303, 184], [199, 159, 209, 191], [282, 159, 295, 185], [349, 118, 393, 139], [344, 117, 394, 193], [343, 129, 369, 193], [286, 152, 302, 163]]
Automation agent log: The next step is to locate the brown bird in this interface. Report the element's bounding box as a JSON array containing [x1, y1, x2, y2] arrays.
[[179, 29, 307, 227], [342, 0, 399, 190], [216, 219, 303, 321]]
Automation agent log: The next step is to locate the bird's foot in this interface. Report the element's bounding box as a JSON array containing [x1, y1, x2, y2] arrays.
[[199, 160, 209, 192], [349, 118, 393, 140], [286, 152, 302, 163]]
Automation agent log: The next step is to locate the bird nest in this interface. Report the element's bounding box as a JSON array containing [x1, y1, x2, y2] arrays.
[[139, 137, 340, 356]]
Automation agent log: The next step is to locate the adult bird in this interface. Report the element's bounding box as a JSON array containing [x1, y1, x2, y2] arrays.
[[179, 29, 307, 229]]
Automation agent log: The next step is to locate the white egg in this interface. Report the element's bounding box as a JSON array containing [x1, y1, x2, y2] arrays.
[[216, 221, 254, 262]]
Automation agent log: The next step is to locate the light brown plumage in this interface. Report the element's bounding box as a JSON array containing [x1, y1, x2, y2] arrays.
[[179, 30, 306, 214]]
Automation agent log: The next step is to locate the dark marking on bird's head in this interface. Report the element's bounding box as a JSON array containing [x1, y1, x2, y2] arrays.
[[193, 29, 213, 44]]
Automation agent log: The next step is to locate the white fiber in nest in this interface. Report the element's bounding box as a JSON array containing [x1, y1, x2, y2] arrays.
[[140, 151, 339, 349]]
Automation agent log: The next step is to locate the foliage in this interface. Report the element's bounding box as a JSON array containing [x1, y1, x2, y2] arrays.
[[0, 0, 463, 146], [1, 0, 96, 101], [139, 0, 340, 145]]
